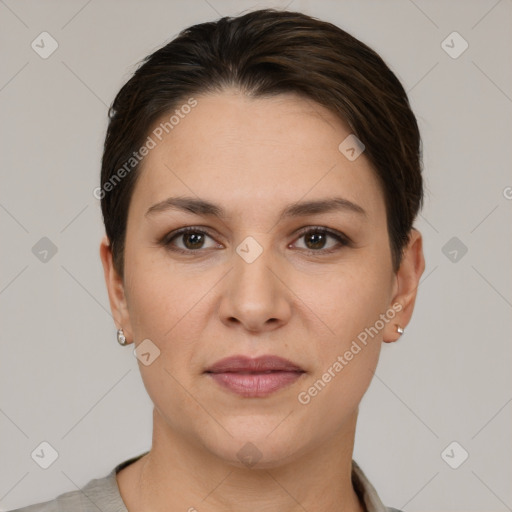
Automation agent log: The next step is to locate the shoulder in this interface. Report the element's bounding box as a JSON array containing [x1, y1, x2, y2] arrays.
[[6, 468, 124, 512], [351, 459, 405, 512]]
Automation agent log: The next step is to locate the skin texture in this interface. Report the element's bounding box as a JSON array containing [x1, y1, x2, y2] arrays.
[[100, 90, 425, 512]]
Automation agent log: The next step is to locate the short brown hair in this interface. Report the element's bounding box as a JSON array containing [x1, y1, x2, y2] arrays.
[[100, 8, 423, 276]]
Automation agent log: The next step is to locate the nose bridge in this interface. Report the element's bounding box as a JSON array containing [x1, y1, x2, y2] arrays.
[[233, 233, 277, 303], [219, 234, 290, 330]]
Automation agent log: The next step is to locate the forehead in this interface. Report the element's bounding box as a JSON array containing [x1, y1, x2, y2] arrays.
[[129, 90, 385, 222]]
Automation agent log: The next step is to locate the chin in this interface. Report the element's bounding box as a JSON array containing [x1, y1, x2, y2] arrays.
[[206, 429, 308, 470]]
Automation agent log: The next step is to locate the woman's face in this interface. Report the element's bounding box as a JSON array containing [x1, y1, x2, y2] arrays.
[[104, 90, 414, 467]]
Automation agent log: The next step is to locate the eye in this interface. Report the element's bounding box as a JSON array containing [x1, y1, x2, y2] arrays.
[[161, 227, 220, 253], [160, 226, 351, 255], [291, 227, 350, 254]]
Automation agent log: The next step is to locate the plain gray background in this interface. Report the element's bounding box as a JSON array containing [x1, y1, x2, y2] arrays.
[[1, 0, 511, 511]]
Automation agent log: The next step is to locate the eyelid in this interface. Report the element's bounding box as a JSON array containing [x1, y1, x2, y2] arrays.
[[160, 225, 352, 254], [291, 225, 352, 246], [160, 226, 220, 249]]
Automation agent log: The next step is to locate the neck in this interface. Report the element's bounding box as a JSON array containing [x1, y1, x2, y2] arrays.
[[121, 407, 365, 512]]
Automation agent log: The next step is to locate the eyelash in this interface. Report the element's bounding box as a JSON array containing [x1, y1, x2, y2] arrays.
[[160, 226, 352, 256]]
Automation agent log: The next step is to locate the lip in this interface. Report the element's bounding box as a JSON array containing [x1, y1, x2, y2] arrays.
[[204, 355, 305, 398], [205, 355, 304, 373]]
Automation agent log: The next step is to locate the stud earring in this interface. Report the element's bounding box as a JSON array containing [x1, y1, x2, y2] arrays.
[[117, 328, 128, 346], [396, 325, 404, 335]]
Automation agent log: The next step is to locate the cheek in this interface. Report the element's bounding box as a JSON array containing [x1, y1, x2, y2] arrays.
[[124, 255, 215, 373], [124, 262, 208, 424], [294, 258, 391, 404], [123, 257, 190, 382], [301, 260, 392, 344], [126, 269, 177, 339], [294, 281, 385, 434], [124, 238, 199, 336]]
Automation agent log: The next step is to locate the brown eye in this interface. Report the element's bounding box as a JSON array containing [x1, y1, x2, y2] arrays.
[[162, 227, 219, 253], [292, 228, 350, 254], [161, 226, 350, 256], [304, 231, 328, 250], [181, 232, 206, 250]]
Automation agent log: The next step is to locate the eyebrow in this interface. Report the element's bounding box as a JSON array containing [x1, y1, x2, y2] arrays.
[[145, 196, 367, 221]]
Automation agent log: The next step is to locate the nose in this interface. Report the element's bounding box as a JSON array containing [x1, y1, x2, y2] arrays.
[[218, 240, 292, 333]]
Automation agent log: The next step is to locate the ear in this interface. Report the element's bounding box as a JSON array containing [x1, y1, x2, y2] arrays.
[[99, 235, 134, 344], [383, 228, 425, 343]]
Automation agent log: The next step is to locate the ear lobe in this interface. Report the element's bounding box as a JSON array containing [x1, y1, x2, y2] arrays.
[[383, 228, 425, 343], [99, 235, 133, 343]]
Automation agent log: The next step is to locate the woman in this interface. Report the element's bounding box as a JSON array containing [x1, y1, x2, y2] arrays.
[[11, 8, 424, 512]]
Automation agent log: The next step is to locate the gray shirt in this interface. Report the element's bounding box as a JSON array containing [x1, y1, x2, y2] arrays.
[[8, 452, 403, 512]]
